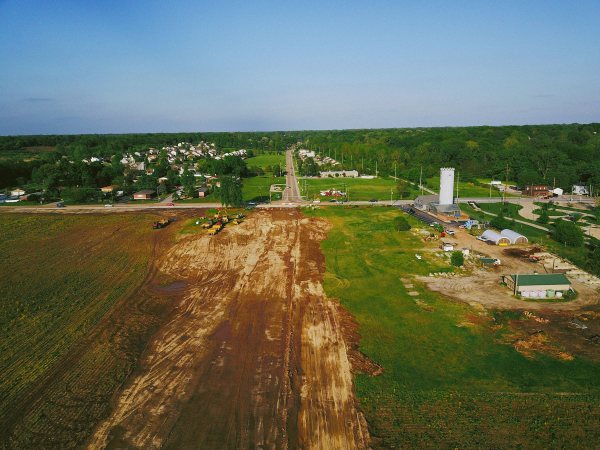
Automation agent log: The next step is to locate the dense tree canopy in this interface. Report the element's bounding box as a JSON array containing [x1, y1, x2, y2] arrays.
[[2, 123, 600, 193]]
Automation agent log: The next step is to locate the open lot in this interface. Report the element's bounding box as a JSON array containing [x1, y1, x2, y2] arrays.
[[0, 212, 182, 448], [2, 206, 600, 449], [244, 153, 286, 169], [426, 176, 518, 198], [302, 177, 420, 201], [243, 175, 286, 202], [1, 209, 370, 449], [305, 206, 600, 449]]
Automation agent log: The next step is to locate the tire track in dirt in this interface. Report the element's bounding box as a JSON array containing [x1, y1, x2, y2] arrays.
[[88, 209, 372, 449]]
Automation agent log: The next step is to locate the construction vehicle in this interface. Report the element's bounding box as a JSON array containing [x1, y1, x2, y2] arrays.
[[207, 222, 222, 236], [153, 218, 169, 229], [424, 233, 437, 241], [201, 219, 214, 229]]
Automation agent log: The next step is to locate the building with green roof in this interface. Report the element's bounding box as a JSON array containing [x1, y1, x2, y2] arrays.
[[503, 273, 572, 296]]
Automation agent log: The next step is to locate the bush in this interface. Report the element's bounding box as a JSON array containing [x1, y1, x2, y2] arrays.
[[393, 216, 411, 231], [552, 218, 585, 247], [451, 251, 464, 266], [538, 209, 550, 224], [491, 212, 511, 230]]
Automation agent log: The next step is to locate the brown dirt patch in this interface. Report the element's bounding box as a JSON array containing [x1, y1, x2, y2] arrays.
[[499, 331, 574, 360], [87, 208, 371, 449]]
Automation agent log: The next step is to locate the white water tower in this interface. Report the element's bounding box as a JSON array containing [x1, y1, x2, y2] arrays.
[[439, 168, 455, 205]]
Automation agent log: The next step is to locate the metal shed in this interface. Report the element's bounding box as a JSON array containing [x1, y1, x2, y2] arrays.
[[481, 229, 510, 245], [500, 229, 528, 244]]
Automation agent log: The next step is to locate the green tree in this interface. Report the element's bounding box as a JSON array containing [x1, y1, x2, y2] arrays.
[[393, 216, 411, 231], [491, 212, 510, 230], [219, 175, 243, 207], [180, 168, 195, 192], [538, 209, 550, 224], [451, 251, 465, 266], [396, 179, 410, 199], [553, 218, 585, 247]]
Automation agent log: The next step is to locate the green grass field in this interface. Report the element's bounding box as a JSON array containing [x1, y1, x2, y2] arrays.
[[243, 175, 286, 202], [244, 154, 286, 169], [301, 177, 420, 201], [426, 177, 518, 198], [304, 207, 600, 448]]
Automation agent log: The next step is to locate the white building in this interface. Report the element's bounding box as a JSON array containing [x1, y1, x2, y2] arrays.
[[572, 184, 589, 195], [319, 170, 359, 178]]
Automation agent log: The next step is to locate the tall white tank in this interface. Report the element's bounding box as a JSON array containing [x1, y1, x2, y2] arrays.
[[439, 168, 455, 205]]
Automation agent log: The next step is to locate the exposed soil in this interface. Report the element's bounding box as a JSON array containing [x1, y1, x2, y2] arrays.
[[87, 208, 372, 449], [418, 227, 600, 311]]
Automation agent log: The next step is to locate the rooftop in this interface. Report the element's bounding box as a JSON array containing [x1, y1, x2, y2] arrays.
[[508, 273, 571, 287]]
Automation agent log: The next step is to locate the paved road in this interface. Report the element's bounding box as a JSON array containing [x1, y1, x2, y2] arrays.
[[282, 150, 302, 203]]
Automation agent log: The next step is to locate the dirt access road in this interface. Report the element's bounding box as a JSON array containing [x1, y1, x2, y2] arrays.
[[88, 208, 371, 450]]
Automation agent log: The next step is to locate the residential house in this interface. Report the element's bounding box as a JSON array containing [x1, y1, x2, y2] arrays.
[[101, 185, 118, 193], [11, 189, 25, 197], [133, 189, 155, 200], [196, 186, 208, 198]]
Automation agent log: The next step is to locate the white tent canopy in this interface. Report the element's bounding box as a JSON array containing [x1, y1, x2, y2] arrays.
[[500, 229, 528, 244], [481, 229, 510, 245]]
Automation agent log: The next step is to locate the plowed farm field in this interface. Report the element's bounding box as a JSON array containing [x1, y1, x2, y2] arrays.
[[0, 209, 372, 449]]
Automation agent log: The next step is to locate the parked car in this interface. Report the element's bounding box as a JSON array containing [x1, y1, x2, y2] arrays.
[[313, 199, 321, 203], [446, 230, 455, 236], [368, 199, 378, 202], [166, 203, 174, 206], [57, 203, 65, 208], [329, 199, 336, 203], [104, 204, 113, 207]]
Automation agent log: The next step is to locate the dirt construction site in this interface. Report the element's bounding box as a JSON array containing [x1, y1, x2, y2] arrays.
[[419, 227, 600, 311], [84, 208, 372, 449]]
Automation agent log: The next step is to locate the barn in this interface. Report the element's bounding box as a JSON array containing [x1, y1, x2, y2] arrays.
[[500, 229, 528, 244], [481, 230, 510, 245]]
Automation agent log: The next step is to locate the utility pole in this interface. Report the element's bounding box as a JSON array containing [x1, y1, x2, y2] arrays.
[[391, 188, 393, 205], [376, 160, 378, 177], [456, 172, 459, 202], [489, 178, 492, 212], [394, 163, 397, 180], [504, 164, 509, 204], [420, 167, 423, 196]]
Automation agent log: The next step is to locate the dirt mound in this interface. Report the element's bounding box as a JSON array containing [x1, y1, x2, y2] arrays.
[[502, 245, 541, 258], [501, 331, 574, 360]]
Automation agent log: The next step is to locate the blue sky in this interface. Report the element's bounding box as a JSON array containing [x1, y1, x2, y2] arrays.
[[1, 0, 599, 134]]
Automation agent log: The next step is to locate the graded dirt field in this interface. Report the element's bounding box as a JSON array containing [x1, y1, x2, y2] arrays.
[[87, 208, 370, 449]]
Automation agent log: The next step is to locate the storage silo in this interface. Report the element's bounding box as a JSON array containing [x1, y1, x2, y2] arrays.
[[439, 168, 455, 205]]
